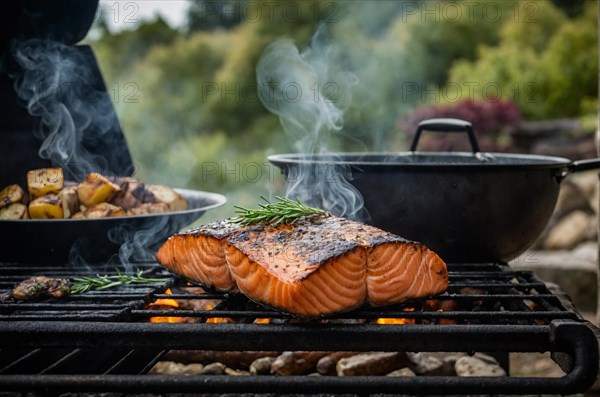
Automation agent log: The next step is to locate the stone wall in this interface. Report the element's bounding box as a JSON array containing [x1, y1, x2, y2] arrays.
[[512, 170, 599, 318]]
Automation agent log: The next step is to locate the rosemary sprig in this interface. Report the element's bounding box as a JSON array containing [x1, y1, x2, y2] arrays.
[[70, 269, 168, 294], [232, 196, 330, 226]]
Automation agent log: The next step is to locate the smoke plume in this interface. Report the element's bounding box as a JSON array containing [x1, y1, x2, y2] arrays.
[[12, 39, 130, 181], [257, 28, 368, 220]]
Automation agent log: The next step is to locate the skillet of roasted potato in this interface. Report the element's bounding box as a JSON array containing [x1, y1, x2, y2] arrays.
[[0, 168, 194, 220], [0, 168, 226, 263]]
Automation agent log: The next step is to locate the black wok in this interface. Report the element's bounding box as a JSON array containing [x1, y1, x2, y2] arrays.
[[0, 189, 226, 264], [268, 118, 600, 263]]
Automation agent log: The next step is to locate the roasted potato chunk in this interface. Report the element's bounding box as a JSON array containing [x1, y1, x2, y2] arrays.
[[146, 185, 188, 211], [77, 173, 120, 208], [0, 184, 26, 208], [0, 203, 29, 219], [80, 202, 125, 218], [29, 194, 64, 219], [27, 168, 64, 199], [110, 177, 146, 210], [5, 168, 185, 220], [59, 186, 80, 219]]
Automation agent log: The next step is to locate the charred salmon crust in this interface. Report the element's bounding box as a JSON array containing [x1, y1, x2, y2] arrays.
[[156, 215, 448, 317]]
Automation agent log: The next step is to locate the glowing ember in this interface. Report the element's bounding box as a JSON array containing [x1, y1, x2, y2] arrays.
[[376, 307, 415, 325], [149, 289, 184, 323], [152, 288, 178, 307], [204, 304, 234, 324], [254, 318, 271, 324]]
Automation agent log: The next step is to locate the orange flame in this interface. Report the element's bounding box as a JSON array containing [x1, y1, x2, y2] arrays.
[[204, 304, 234, 324], [376, 307, 415, 325], [254, 318, 271, 324], [149, 289, 184, 323]]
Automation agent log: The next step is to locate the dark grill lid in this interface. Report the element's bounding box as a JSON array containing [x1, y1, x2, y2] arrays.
[[0, 0, 134, 187], [0, 0, 98, 51]]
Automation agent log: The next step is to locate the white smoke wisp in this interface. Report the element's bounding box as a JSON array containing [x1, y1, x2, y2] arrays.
[[11, 39, 121, 181], [107, 216, 181, 270], [256, 28, 368, 221]]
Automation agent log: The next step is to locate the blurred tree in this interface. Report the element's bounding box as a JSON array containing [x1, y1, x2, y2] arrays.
[[551, 0, 586, 18], [386, 0, 514, 87], [538, 1, 598, 117], [204, 0, 318, 136], [446, 1, 597, 120], [187, 0, 247, 32], [332, 0, 515, 150], [93, 15, 178, 78]]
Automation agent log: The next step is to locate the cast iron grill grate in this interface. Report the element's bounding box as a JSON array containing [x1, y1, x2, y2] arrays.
[[0, 262, 598, 395]]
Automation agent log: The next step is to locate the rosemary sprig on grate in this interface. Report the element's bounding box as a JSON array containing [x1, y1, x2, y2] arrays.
[[70, 269, 168, 294], [232, 196, 330, 226]]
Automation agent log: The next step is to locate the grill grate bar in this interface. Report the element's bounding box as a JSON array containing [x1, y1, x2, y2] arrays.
[[131, 309, 579, 320], [39, 349, 82, 374], [0, 260, 597, 395], [0, 262, 577, 324]]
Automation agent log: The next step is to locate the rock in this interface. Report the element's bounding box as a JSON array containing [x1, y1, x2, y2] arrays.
[[554, 181, 593, 220], [224, 367, 250, 376], [249, 356, 276, 375], [316, 352, 357, 375], [585, 214, 598, 241], [271, 352, 329, 376], [336, 352, 409, 376], [570, 170, 599, 201], [455, 356, 506, 377], [591, 182, 599, 214], [511, 243, 598, 273], [543, 210, 591, 249], [162, 350, 278, 369], [200, 362, 226, 375], [148, 361, 204, 375], [511, 243, 598, 313], [387, 367, 416, 377], [429, 352, 465, 368], [407, 352, 450, 376]]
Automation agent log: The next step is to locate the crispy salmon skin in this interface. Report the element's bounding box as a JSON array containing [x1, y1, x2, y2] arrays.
[[156, 215, 448, 317]]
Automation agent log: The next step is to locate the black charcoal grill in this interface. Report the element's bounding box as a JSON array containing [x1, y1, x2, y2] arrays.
[[0, 262, 598, 395], [0, 1, 598, 395]]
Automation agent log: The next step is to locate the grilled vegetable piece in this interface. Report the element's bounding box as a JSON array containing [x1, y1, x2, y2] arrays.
[[77, 172, 120, 207], [11, 276, 71, 300], [79, 202, 126, 218], [0, 184, 26, 208], [0, 203, 29, 219], [127, 202, 170, 215], [27, 168, 64, 199], [28, 194, 64, 219], [146, 185, 188, 211], [110, 177, 146, 210], [59, 186, 80, 218]]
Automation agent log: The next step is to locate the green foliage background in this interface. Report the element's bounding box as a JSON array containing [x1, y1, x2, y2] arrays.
[[87, 0, 598, 222]]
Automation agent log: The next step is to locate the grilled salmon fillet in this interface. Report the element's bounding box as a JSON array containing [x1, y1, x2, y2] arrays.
[[156, 216, 447, 317], [155, 220, 238, 291]]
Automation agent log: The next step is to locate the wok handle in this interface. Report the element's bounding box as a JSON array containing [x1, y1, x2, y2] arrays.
[[559, 158, 600, 181], [410, 118, 481, 153]]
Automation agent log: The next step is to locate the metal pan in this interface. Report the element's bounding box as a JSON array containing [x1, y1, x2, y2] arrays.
[[0, 189, 226, 264], [268, 118, 600, 263]]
